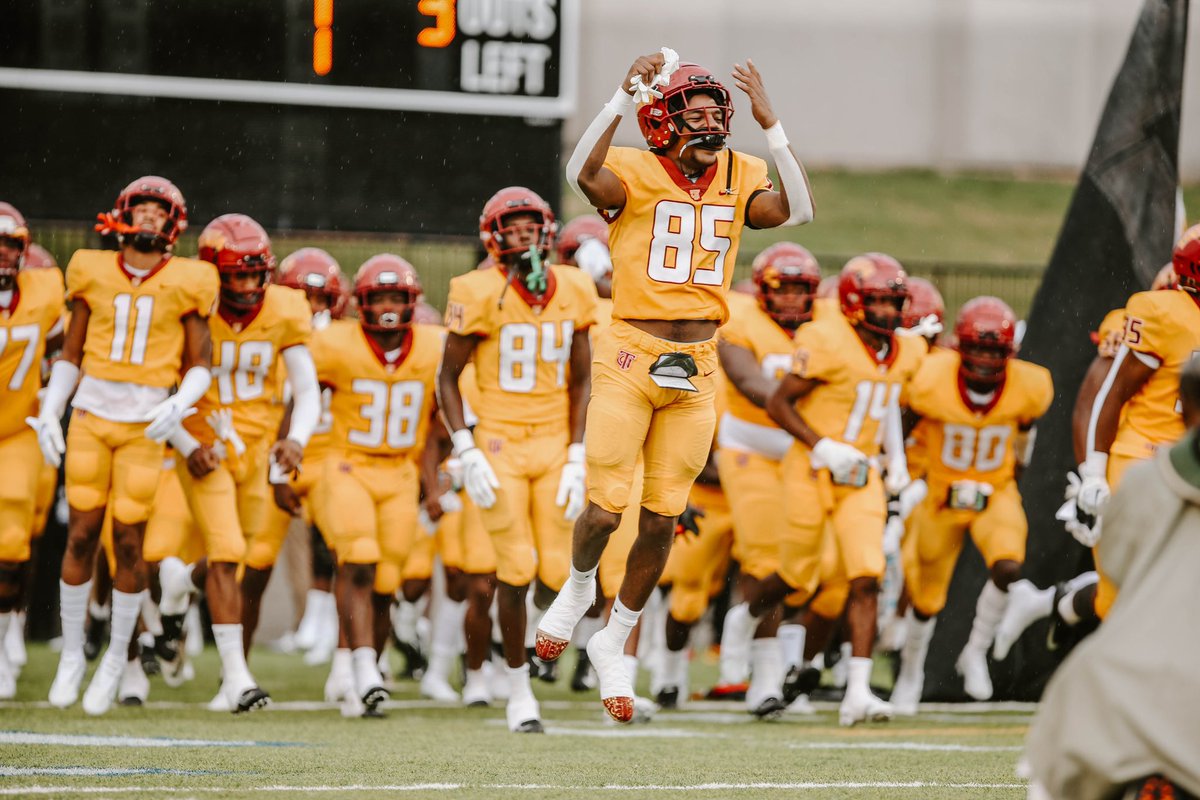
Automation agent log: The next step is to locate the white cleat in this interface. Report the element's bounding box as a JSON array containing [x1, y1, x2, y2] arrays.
[[339, 689, 365, 718], [82, 655, 124, 716], [956, 646, 994, 701], [462, 669, 493, 708], [534, 578, 596, 663], [118, 658, 150, 706], [0, 650, 15, 700], [889, 667, 924, 716], [304, 631, 337, 666], [587, 628, 634, 723], [5, 612, 26, 672], [487, 657, 510, 701], [786, 694, 816, 716], [183, 606, 204, 657], [993, 580, 1053, 661], [48, 653, 87, 708], [158, 557, 195, 617], [420, 673, 460, 703], [324, 662, 354, 703], [207, 688, 234, 712], [839, 691, 894, 727], [505, 690, 544, 733], [294, 590, 329, 651]]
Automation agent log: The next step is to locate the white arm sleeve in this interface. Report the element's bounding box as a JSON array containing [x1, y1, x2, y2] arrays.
[[174, 365, 213, 409], [40, 360, 80, 420], [764, 122, 814, 226], [565, 88, 634, 204], [167, 424, 201, 458], [883, 397, 909, 477], [282, 345, 320, 448]]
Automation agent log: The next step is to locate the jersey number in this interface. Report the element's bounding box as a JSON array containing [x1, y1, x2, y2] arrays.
[[844, 381, 900, 444], [0, 324, 40, 390], [109, 294, 154, 365], [499, 320, 573, 393], [215, 340, 276, 404], [941, 424, 1010, 472], [647, 201, 735, 286], [350, 379, 424, 449]]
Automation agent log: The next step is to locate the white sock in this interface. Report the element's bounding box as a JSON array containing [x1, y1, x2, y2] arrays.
[[571, 614, 603, 648], [1065, 571, 1099, 594], [899, 610, 935, 675], [59, 580, 92, 660], [212, 624, 255, 691], [1057, 592, 1082, 625], [88, 600, 110, 620], [524, 594, 543, 649], [394, 599, 419, 644], [966, 581, 1008, 652], [623, 654, 639, 688], [352, 646, 382, 692], [751, 638, 784, 693], [605, 598, 641, 649], [0, 612, 11, 645], [847, 656, 874, 695], [569, 564, 598, 587], [141, 596, 163, 637], [331, 648, 352, 677], [505, 661, 533, 699], [106, 589, 145, 667], [657, 646, 688, 690], [778, 624, 805, 672]]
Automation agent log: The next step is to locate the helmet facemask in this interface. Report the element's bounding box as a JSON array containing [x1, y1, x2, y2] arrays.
[[760, 272, 819, 330], [360, 286, 419, 332]]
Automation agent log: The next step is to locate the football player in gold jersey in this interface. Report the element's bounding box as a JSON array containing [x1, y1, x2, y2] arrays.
[[157, 215, 319, 712], [537, 50, 814, 723], [732, 255, 924, 726], [28, 177, 218, 715], [0, 204, 64, 699], [710, 242, 819, 717], [312, 255, 446, 718], [889, 298, 1052, 712], [439, 187, 597, 733]]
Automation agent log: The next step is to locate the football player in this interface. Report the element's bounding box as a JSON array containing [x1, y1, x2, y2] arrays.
[[537, 50, 814, 723], [158, 214, 319, 712], [556, 214, 609, 269], [730, 255, 923, 726], [311, 255, 446, 717], [0, 204, 64, 699], [708, 242, 820, 717], [889, 297, 1052, 711], [241, 248, 347, 664], [438, 187, 597, 733], [29, 177, 218, 715]]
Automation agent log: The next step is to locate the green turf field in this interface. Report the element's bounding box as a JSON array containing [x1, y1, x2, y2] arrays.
[[1, 644, 1033, 799]]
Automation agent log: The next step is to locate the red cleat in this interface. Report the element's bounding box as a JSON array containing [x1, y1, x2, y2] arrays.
[[602, 696, 634, 723], [534, 633, 569, 662]]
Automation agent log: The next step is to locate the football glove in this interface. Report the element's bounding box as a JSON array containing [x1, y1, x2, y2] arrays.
[[675, 505, 705, 539], [205, 408, 246, 456], [555, 444, 587, 521], [144, 398, 196, 443], [896, 313, 944, 340], [460, 447, 499, 509], [25, 412, 66, 468], [629, 46, 680, 104], [1058, 471, 1103, 547], [896, 478, 928, 521], [811, 437, 869, 485], [1075, 456, 1110, 517]]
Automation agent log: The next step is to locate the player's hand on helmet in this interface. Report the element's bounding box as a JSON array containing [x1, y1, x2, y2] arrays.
[[270, 438, 304, 475], [624, 48, 678, 103], [460, 447, 500, 509], [144, 397, 196, 442], [555, 444, 587, 521], [185, 445, 220, 479], [812, 437, 869, 485], [273, 482, 302, 516], [674, 505, 705, 540], [732, 59, 777, 129], [25, 413, 65, 468]]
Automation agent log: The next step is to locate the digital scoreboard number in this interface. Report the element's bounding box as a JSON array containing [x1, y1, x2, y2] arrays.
[[0, 0, 579, 117]]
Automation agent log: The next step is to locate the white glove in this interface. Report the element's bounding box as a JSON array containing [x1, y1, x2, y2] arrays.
[[438, 490, 463, 515], [896, 314, 944, 340], [575, 237, 612, 284], [418, 508, 439, 536], [460, 448, 499, 509], [897, 478, 928, 520], [883, 462, 911, 497], [144, 397, 197, 442], [444, 457, 464, 492], [811, 437, 869, 485], [882, 514, 905, 559], [205, 408, 246, 456], [1075, 455, 1110, 516], [555, 444, 587, 521], [1057, 472, 1103, 547], [629, 46, 680, 105], [25, 413, 66, 468]]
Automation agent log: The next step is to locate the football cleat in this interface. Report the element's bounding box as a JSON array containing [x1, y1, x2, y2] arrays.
[[461, 669, 493, 708], [534, 577, 596, 662], [839, 691, 894, 727], [786, 694, 817, 716], [361, 685, 389, 718], [587, 628, 634, 724], [118, 657, 150, 706], [82, 655, 124, 716], [324, 656, 354, 703], [83, 612, 108, 662], [782, 664, 822, 706], [527, 647, 559, 684], [749, 694, 787, 721], [889, 666, 924, 716], [391, 638, 426, 679], [419, 673, 460, 703], [138, 641, 160, 677], [956, 646, 994, 701], [705, 682, 748, 701], [654, 686, 680, 710], [233, 685, 271, 714], [48, 654, 87, 708], [993, 579, 1054, 661], [505, 691, 544, 734], [570, 649, 597, 692]]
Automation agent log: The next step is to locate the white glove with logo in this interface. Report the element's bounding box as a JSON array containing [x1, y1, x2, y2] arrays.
[[206, 408, 246, 457], [144, 398, 196, 442], [1057, 471, 1103, 547], [897, 478, 928, 521], [25, 412, 66, 468], [896, 313, 944, 340], [452, 430, 499, 510], [811, 437, 869, 485], [556, 443, 587, 521], [1075, 454, 1110, 517]]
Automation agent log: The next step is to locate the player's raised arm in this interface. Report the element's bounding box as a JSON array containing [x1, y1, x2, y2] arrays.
[[565, 51, 668, 210], [734, 59, 815, 229]]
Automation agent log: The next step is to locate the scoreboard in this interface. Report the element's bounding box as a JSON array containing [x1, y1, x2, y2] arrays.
[[0, 0, 578, 235]]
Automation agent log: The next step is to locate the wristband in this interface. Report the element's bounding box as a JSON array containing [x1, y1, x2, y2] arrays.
[[451, 429, 477, 457], [567, 443, 586, 464]]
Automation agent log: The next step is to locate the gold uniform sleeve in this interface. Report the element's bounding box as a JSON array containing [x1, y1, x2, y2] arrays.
[[791, 321, 842, 383], [1018, 361, 1055, 424], [180, 259, 219, 319], [279, 288, 313, 351], [445, 275, 490, 338], [1122, 291, 1178, 363], [64, 250, 94, 305], [717, 296, 756, 350]]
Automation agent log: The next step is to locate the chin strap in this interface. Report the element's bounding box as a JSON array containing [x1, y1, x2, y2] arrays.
[[524, 246, 547, 295]]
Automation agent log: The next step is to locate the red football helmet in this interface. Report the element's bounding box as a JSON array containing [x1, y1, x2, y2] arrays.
[[23, 243, 57, 270], [1172, 223, 1200, 292], [838, 253, 909, 335], [198, 214, 275, 315], [112, 176, 188, 251], [0, 202, 31, 278], [901, 276, 945, 330], [752, 242, 821, 329], [1152, 262, 1179, 291], [556, 215, 608, 265], [354, 254, 422, 332], [955, 296, 1018, 385], [278, 247, 349, 319], [637, 63, 734, 151], [479, 187, 556, 263]]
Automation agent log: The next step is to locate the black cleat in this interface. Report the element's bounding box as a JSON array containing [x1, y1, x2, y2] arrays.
[[83, 613, 108, 662], [393, 639, 426, 680], [361, 685, 389, 718], [655, 687, 680, 710], [527, 647, 559, 684], [138, 642, 161, 677], [782, 665, 822, 705], [750, 695, 787, 720], [705, 683, 748, 701], [570, 649, 597, 692], [512, 718, 545, 734], [233, 686, 271, 714], [1046, 582, 1070, 652], [119, 695, 144, 707]]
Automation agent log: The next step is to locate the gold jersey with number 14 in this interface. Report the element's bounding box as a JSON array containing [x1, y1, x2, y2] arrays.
[[602, 147, 772, 326]]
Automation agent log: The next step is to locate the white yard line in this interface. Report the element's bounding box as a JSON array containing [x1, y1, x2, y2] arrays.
[[0, 768, 221, 777], [0, 732, 288, 748], [791, 742, 1023, 752]]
